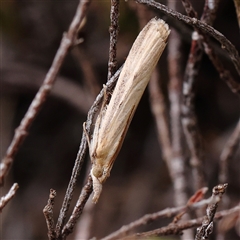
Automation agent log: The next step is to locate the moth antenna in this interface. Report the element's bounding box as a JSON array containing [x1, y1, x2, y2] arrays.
[[83, 122, 91, 149]]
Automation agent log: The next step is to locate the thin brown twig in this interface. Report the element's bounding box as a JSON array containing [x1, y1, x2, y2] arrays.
[[167, 0, 189, 209], [0, 0, 91, 186], [134, 5, 190, 237], [195, 183, 228, 239], [234, 0, 240, 27], [55, 66, 122, 238], [181, 0, 220, 191], [133, 0, 172, 180], [192, 0, 240, 96], [101, 189, 213, 240], [0, 183, 19, 212], [202, 36, 240, 95], [71, 47, 101, 97], [108, 0, 120, 80], [200, 0, 220, 25], [122, 201, 239, 239], [61, 175, 93, 239], [180, 2, 239, 239], [172, 187, 209, 224], [129, 0, 154, 27], [1, 60, 94, 113], [219, 119, 240, 183], [43, 189, 57, 240], [149, 70, 172, 167], [181, 0, 198, 18], [181, 0, 240, 189], [167, 2, 193, 238], [135, 0, 240, 77]]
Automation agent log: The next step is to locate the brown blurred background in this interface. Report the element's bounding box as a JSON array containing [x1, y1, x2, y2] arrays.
[[1, 0, 240, 239]]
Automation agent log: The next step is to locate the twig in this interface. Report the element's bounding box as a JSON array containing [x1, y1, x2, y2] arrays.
[[167, 0, 189, 209], [55, 66, 122, 238], [167, 2, 193, 238], [0, 0, 91, 186], [43, 189, 57, 240], [129, 1, 154, 27], [0, 183, 19, 212], [101, 190, 213, 240], [149, 70, 172, 167], [61, 175, 93, 239], [1, 60, 94, 113], [217, 119, 238, 236], [234, 0, 240, 27], [71, 47, 101, 97], [195, 183, 228, 240], [180, 2, 238, 239], [181, 0, 198, 18], [101, 184, 230, 240], [200, 0, 220, 25], [135, 0, 240, 77], [108, 0, 120, 80], [197, 0, 240, 96], [173, 187, 208, 224], [202, 36, 240, 95], [133, 0, 172, 180], [219, 119, 240, 183], [73, 191, 94, 239], [181, 0, 220, 191], [122, 201, 239, 239], [181, 0, 240, 190], [100, 206, 183, 240]]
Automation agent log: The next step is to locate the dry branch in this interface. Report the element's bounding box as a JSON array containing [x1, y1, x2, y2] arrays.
[[167, 0, 189, 209], [135, 0, 240, 77], [108, 0, 120, 80], [195, 183, 228, 239], [219, 119, 240, 183], [149, 70, 172, 168], [118, 201, 239, 239], [55, 66, 122, 238], [101, 187, 214, 240], [181, 0, 220, 191], [0, 183, 19, 212], [61, 176, 93, 239], [43, 189, 57, 240], [0, 0, 91, 186], [234, 0, 240, 27]]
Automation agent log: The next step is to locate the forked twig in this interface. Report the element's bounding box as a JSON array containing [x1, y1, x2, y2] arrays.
[[0, 0, 91, 186], [101, 188, 211, 240], [119, 201, 239, 239], [135, 0, 240, 77], [61, 176, 93, 239], [118, 184, 229, 239], [55, 66, 122, 238], [195, 183, 228, 239], [132, 0, 172, 166], [43, 189, 57, 240], [181, 0, 220, 191]]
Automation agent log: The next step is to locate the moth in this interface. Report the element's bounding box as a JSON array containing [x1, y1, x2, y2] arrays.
[[86, 18, 170, 203]]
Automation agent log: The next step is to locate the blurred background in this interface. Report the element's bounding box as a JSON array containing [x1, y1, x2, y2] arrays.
[[1, 0, 240, 239]]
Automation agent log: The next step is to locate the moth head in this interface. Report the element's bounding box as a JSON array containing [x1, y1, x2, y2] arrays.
[[92, 165, 104, 179]]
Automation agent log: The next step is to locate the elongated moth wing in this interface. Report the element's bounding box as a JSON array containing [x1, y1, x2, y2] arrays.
[[89, 18, 170, 203]]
